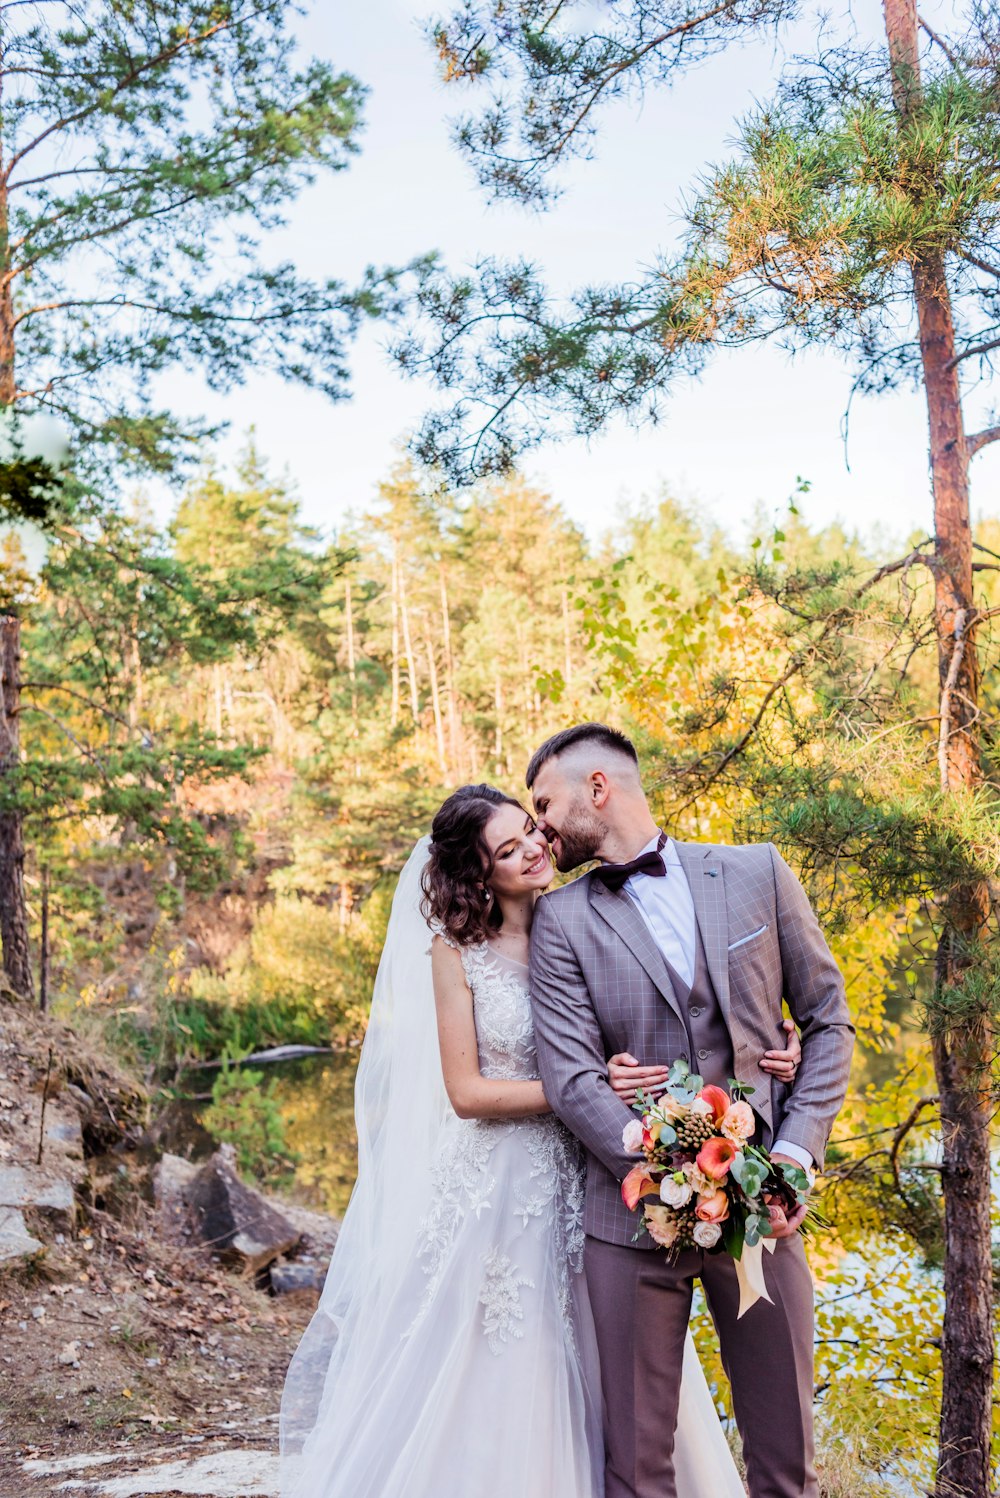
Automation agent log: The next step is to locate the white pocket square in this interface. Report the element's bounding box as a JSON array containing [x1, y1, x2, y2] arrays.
[[727, 924, 768, 952]]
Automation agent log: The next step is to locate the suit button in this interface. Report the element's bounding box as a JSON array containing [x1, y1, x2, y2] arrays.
[[689, 1006, 702, 1018], [698, 1048, 710, 1060]]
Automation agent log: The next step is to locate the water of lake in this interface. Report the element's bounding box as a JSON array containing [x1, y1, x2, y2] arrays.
[[155, 1049, 361, 1216]]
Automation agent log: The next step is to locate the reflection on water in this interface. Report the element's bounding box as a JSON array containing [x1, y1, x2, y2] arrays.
[[156, 1050, 361, 1217]]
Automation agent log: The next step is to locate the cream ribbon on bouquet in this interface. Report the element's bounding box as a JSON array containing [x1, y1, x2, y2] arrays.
[[735, 1238, 777, 1318]]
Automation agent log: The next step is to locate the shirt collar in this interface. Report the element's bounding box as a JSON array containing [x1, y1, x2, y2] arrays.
[[636, 831, 681, 865]]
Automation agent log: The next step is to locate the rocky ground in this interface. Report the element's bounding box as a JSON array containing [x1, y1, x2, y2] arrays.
[[0, 996, 338, 1498]]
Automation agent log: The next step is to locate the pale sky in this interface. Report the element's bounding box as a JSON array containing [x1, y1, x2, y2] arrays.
[[158, 0, 1000, 549]]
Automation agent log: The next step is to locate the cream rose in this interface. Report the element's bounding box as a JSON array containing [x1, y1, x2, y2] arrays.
[[644, 1206, 680, 1249], [692, 1220, 723, 1249], [622, 1119, 645, 1153], [659, 1173, 693, 1208], [690, 1096, 714, 1117], [720, 1101, 755, 1143]]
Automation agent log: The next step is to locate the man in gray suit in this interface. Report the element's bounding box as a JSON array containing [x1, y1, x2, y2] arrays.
[[526, 723, 855, 1498]]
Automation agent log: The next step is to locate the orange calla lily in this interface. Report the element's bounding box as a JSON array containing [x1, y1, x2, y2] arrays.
[[621, 1164, 661, 1211], [697, 1085, 731, 1123], [696, 1136, 738, 1180]]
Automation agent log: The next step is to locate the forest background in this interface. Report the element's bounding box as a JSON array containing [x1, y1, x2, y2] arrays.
[[0, 2, 997, 1497], [10, 440, 1000, 1495]]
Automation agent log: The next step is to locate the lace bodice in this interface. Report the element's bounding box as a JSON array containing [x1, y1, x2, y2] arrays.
[[457, 941, 539, 1082], [414, 936, 587, 1359]]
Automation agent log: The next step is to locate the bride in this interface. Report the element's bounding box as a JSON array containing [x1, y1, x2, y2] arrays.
[[280, 784, 800, 1498]]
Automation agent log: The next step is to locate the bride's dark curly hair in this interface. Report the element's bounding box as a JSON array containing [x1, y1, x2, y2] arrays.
[[421, 783, 527, 946]]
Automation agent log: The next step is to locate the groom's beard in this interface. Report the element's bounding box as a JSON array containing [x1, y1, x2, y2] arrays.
[[548, 803, 606, 872]]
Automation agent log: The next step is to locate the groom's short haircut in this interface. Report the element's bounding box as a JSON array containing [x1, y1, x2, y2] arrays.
[[526, 723, 639, 788]]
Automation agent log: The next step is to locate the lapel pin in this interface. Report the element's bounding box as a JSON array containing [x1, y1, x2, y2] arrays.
[[705, 869, 718, 877]]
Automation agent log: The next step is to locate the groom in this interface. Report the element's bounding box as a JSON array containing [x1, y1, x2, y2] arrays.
[[527, 723, 854, 1498]]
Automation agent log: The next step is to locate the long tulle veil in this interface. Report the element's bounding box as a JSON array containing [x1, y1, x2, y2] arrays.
[[279, 837, 449, 1494], [280, 836, 746, 1498]]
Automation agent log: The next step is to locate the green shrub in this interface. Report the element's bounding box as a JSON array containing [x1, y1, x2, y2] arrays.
[[199, 1051, 296, 1180], [172, 888, 390, 1062]]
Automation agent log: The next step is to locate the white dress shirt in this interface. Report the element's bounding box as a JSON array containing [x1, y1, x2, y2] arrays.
[[622, 833, 814, 1173]]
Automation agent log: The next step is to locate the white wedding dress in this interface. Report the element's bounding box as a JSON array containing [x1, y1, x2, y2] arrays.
[[280, 845, 745, 1498]]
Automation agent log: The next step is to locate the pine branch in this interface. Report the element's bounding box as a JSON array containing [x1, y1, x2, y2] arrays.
[[946, 335, 1000, 371], [967, 425, 1000, 457], [2, 14, 239, 181]]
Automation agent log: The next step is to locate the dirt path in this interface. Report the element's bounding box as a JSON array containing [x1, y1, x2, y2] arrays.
[[5, 1429, 280, 1497]]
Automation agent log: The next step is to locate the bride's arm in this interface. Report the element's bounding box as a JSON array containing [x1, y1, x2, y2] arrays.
[[432, 938, 552, 1120]]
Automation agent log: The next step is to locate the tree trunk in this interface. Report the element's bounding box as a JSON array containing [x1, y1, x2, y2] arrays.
[[345, 575, 360, 777], [390, 546, 401, 727], [0, 616, 33, 999], [920, 256, 995, 1496], [0, 126, 14, 406], [881, 3, 995, 1492], [399, 570, 420, 721], [424, 627, 446, 772], [0, 122, 32, 1000], [493, 672, 503, 774], [39, 864, 48, 1013], [440, 567, 459, 772]]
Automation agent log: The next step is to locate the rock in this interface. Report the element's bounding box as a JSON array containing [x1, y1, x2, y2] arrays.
[[44, 1114, 84, 1154], [153, 1152, 199, 1244], [185, 1146, 300, 1275], [279, 1199, 340, 1255], [57, 1339, 81, 1367], [269, 1260, 328, 1297], [0, 1205, 43, 1264], [0, 1164, 76, 1231], [153, 1151, 197, 1208]]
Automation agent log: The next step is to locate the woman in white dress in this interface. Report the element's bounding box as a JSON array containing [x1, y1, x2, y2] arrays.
[[280, 784, 800, 1498]]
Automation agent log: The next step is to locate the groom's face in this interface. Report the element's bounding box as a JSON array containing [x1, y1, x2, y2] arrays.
[[531, 760, 606, 872]]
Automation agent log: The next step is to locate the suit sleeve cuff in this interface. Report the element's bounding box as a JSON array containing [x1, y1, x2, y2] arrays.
[[773, 1138, 815, 1176]]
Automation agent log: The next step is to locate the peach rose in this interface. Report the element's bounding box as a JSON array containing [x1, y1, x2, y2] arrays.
[[622, 1119, 645, 1153], [720, 1101, 755, 1143], [694, 1188, 730, 1224]]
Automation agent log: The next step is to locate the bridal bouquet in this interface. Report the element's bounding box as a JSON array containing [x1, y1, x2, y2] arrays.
[[620, 1061, 814, 1312]]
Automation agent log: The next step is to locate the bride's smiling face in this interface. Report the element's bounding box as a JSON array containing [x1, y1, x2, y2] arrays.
[[483, 803, 552, 899]]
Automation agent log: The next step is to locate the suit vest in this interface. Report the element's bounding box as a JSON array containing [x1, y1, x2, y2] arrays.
[[659, 924, 734, 1088]]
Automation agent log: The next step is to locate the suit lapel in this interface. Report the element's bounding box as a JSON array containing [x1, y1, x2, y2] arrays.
[[587, 877, 687, 1025], [674, 841, 732, 1027]]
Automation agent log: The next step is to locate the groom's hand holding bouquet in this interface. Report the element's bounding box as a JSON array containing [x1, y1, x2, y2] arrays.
[[620, 1060, 821, 1314]]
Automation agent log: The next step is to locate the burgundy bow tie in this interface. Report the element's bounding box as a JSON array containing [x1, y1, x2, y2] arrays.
[[594, 833, 668, 892]]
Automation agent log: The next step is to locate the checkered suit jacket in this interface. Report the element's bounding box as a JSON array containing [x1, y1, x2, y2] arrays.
[[528, 840, 855, 1248]]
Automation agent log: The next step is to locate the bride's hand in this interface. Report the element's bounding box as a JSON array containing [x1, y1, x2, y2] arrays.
[[758, 1019, 801, 1083], [607, 1053, 669, 1106]]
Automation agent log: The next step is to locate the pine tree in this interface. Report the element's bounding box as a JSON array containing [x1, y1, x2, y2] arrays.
[[0, 1, 392, 995], [405, 5, 1000, 1489]]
